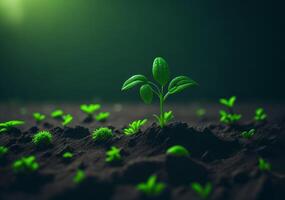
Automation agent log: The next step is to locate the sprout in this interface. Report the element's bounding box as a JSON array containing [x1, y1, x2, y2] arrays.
[[80, 104, 101, 116], [73, 169, 86, 184], [95, 112, 110, 122], [12, 156, 39, 174], [258, 158, 271, 171], [0, 146, 8, 157], [196, 108, 206, 117], [191, 182, 212, 199], [124, 119, 148, 135], [62, 114, 73, 126], [219, 96, 236, 108], [51, 109, 64, 119], [92, 127, 113, 142], [219, 96, 242, 124], [105, 146, 121, 163], [137, 175, 166, 197], [0, 120, 25, 134], [254, 108, 267, 122], [166, 145, 190, 157], [122, 57, 197, 128], [241, 129, 255, 139], [33, 112, 46, 123], [32, 131, 52, 146], [62, 152, 73, 159]]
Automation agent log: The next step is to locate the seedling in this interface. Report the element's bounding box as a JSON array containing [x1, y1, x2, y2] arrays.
[[137, 175, 166, 197], [191, 182, 212, 199], [122, 57, 197, 128], [0, 146, 8, 157], [254, 108, 267, 121], [95, 112, 110, 122], [92, 127, 113, 142], [51, 109, 64, 119], [33, 112, 46, 123], [32, 131, 52, 146], [105, 146, 122, 163], [219, 96, 242, 124], [196, 108, 206, 117], [0, 120, 25, 133], [166, 145, 190, 157], [241, 129, 255, 139], [80, 104, 101, 116], [258, 158, 271, 171], [62, 152, 73, 159], [124, 119, 148, 135], [73, 169, 86, 184], [12, 156, 39, 174], [62, 114, 73, 126]]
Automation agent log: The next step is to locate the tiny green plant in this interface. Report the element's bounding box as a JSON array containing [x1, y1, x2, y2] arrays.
[[62, 114, 73, 126], [95, 112, 110, 122], [0, 120, 25, 133], [92, 127, 113, 142], [166, 145, 190, 157], [73, 169, 86, 184], [51, 109, 64, 119], [32, 131, 52, 146], [241, 129, 255, 139], [191, 182, 212, 199], [137, 175, 166, 197], [33, 112, 46, 123], [105, 146, 122, 163], [196, 108, 206, 117], [0, 146, 8, 157], [12, 155, 39, 174], [62, 152, 73, 159], [122, 57, 197, 128], [80, 104, 101, 116], [254, 108, 267, 122], [124, 119, 148, 135], [258, 158, 271, 171], [219, 96, 242, 124]]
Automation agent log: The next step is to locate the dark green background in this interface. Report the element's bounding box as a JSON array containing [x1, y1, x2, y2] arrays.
[[0, 0, 283, 102]]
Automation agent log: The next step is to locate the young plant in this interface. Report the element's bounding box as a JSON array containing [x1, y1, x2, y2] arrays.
[[62, 152, 73, 159], [92, 127, 113, 142], [80, 104, 101, 116], [196, 108, 206, 118], [254, 108, 267, 122], [32, 131, 53, 146], [73, 169, 86, 184], [166, 145, 190, 157], [105, 146, 122, 163], [62, 114, 73, 126], [219, 96, 242, 124], [12, 156, 39, 174], [191, 182, 212, 199], [0, 120, 25, 133], [124, 119, 148, 135], [95, 112, 110, 122], [33, 112, 46, 123], [137, 175, 166, 197], [241, 129, 255, 139], [51, 109, 64, 119], [122, 57, 197, 128], [0, 146, 8, 157], [258, 158, 271, 171]]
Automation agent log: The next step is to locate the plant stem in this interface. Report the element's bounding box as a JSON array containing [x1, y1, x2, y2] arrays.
[[159, 86, 164, 127]]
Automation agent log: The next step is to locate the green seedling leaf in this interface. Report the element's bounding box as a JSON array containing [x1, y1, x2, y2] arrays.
[[168, 76, 197, 95], [137, 175, 166, 197], [92, 127, 113, 142], [62, 152, 73, 159], [62, 114, 73, 126], [33, 112, 46, 123], [80, 104, 101, 115], [95, 112, 110, 122], [12, 156, 39, 174], [32, 131, 52, 146], [219, 110, 241, 124], [166, 145, 190, 157], [51, 109, 64, 118], [121, 75, 148, 91], [140, 84, 153, 104], [152, 57, 170, 86], [191, 182, 212, 199], [219, 96, 236, 108], [124, 119, 148, 135], [241, 129, 255, 139], [254, 108, 267, 121], [105, 146, 121, 163], [196, 108, 206, 117], [0, 146, 8, 157], [0, 120, 25, 133], [258, 158, 271, 171], [73, 169, 86, 184]]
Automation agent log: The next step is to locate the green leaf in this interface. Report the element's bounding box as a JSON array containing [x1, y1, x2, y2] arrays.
[[121, 75, 148, 91], [140, 84, 153, 104], [166, 145, 190, 157], [168, 76, 197, 95], [152, 57, 170, 86]]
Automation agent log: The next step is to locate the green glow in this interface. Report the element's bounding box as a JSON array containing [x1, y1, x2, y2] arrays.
[[0, 0, 23, 25]]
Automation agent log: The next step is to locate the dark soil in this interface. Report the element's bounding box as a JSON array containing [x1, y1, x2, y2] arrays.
[[0, 103, 285, 200]]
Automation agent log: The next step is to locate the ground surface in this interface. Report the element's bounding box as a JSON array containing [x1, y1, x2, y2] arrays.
[[0, 102, 285, 200]]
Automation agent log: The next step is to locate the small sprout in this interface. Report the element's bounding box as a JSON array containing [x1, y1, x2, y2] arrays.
[[0, 120, 25, 133], [62, 114, 73, 126], [122, 57, 197, 128], [191, 182, 212, 199], [219, 110, 241, 124], [258, 158, 271, 171], [62, 152, 73, 159], [154, 111, 174, 128], [254, 108, 267, 121], [0, 146, 8, 157], [241, 129, 255, 139], [12, 156, 39, 174], [73, 169, 86, 184], [95, 112, 110, 122], [33, 112, 46, 123], [80, 104, 101, 116], [51, 109, 64, 119], [196, 108, 206, 117], [137, 175, 166, 197], [105, 146, 122, 163], [166, 145, 190, 157], [92, 127, 113, 142], [32, 131, 52, 146], [219, 96, 236, 108], [124, 119, 148, 135]]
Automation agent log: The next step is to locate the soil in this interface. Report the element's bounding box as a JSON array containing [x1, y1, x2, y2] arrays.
[[0, 103, 285, 200]]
